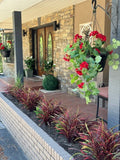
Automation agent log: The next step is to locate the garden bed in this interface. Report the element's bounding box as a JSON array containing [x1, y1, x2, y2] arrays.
[[0, 93, 73, 160]]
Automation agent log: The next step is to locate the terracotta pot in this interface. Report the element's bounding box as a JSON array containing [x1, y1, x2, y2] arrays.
[[2, 50, 10, 57]]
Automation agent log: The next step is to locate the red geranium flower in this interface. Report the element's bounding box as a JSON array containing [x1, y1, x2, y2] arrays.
[[109, 50, 113, 55], [63, 54, 71, 62], [75, 68, 82, 76], [78, 82, 84, 89], [7, 40, 12, 44], [96, 33, 106, 42], [0, 43, 4, 50], [95, 48, 100, 54], [89, 31, 99, 36], [79, 43, 83, 49], [1, 46, 5, 50], [80, 61, 89, 70], [74, 34, 82, 43]]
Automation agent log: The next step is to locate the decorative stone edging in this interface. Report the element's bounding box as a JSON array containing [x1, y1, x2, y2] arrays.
[[0, 93, 72, 160]]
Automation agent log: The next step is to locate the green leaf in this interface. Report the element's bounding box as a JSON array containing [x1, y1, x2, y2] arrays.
[[74, 75, 79, 80], [115, 61, 120, 65], [88, 81, 96, 89], [71, 78, 75, 84], [113, 53, 119, 59], [68, 66, 73, 70], [70, 59, 74, 63], [72, 88, 78, 92], [108, 61, 114, 66], [85, 96, 91, 104], [95, 56, 102, 63], [76, 80, 82, 85], [112, 65, 118, 70], [83, 84, 88, 92], [70, 74, 74, 78], [92, 88, 99, 95]]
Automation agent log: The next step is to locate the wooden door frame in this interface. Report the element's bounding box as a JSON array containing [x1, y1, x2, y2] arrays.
[[35, 25, 53, 76]]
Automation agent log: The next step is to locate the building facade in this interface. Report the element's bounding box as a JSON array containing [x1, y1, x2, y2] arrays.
[[1, 0, 111, 92]]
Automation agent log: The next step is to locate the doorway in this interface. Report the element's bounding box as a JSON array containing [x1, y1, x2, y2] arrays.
[[37, 26, 53, 76]]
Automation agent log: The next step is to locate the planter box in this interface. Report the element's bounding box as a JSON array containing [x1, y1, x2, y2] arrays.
[[0, 93, 72, 160], [25, 69, 33, 77]]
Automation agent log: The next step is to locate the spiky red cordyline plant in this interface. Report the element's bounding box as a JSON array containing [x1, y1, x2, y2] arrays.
[[19, 88, 43, 111], [7, 86, 24, 101], [77, 121, 120, 160], [35, 96, 65, 125], [7, 86, 43, 111], [54, 109, 98, 142]]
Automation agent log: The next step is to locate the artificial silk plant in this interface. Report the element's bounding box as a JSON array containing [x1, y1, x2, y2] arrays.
[[63, 31, 120, 104]]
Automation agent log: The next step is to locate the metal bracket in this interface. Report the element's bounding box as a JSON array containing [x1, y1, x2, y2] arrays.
[[91, 0, 118, 34]]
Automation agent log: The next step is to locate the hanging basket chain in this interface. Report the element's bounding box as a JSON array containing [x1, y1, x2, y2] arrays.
[[91, 0, 118, 34]]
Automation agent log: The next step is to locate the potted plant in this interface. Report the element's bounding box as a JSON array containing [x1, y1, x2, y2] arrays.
[[0, 41, 12, 57], [63, 31, 120, 104], [24, 56, 35, 77], [42, 60, 59, 90]]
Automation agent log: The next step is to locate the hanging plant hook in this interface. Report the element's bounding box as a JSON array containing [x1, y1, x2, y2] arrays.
[[92, 0, 97, 13]]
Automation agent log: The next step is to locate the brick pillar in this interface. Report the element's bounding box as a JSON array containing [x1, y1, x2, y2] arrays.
[[12, 11, 24, 83], [108, 0, 120, 130]]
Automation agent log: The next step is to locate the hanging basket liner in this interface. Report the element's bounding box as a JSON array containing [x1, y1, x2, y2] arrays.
[[2, 50, 10, 57], [99, 53, 107, 72]]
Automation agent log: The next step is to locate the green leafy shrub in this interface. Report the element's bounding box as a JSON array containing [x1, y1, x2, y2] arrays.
[[42, 74, 59, 90]]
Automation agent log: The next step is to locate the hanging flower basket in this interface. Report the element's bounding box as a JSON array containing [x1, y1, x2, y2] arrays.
[[2, 50, 11, 57], [63, 31, 120, 104]]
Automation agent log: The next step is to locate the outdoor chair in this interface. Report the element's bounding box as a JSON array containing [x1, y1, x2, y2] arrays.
[[96, 87, 108, 123]]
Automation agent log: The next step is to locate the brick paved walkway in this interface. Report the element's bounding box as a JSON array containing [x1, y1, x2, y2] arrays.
[[0, 76, 107, 121]]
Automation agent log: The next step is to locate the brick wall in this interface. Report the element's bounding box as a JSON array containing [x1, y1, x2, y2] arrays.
[[3, 62, 14, 77], [0, 93, 72, 160]]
